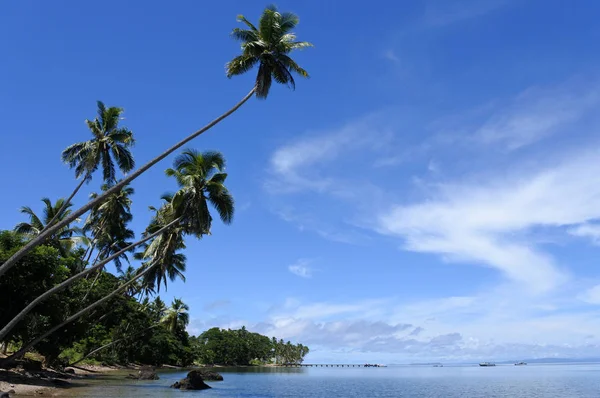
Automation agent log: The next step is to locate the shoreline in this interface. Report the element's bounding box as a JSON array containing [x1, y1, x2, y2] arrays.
[[1, 363, 283, 396], [0, 363, 143, 396]]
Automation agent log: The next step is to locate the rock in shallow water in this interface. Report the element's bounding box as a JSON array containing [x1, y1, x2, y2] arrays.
[[170, 370, 211, 390], [195, 368, 223, 381]]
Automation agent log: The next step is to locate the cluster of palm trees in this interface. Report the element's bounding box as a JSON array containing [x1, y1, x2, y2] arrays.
[[0, 5, 312, 365]]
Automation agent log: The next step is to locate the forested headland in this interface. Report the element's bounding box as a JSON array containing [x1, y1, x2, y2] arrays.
[[0, 228, 309, 367]]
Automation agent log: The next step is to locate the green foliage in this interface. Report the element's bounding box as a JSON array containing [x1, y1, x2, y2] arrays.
[[191, 326, 309, 366], [61, 101, 135, 184], [226, 5, 313, 98]]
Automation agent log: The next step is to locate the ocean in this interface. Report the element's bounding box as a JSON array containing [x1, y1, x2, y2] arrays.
[[65, 363, 600, 397]]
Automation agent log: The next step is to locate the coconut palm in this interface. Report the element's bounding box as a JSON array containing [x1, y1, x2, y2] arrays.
[[162, 298, 190, 333], [137, 149, 234, 291], [0, 5, 311, 279], [226, 5, 313, 98], [0, 149, 235, 357], [14, 198, 84, 255], [167, 149, 234, 234], [85, 183, 135, 271], [46, 102, 135, 230]]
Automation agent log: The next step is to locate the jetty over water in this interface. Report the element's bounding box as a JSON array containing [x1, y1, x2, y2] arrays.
[[281, 363, 386, 368]]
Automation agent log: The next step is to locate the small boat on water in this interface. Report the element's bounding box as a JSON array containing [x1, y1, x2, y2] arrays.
[[479, 362, 496, 367], [433, 364, 443, 367], [514, 362, 527, 366]]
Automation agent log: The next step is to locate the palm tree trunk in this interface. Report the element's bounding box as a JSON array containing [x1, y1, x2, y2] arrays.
[[82, 267, 103, 301], [1, 261, 157, 366], [44, 174, 88, 230], [68, 324, 160, 367], [0, 87, 256, 279], [0, 218, 180, 342]]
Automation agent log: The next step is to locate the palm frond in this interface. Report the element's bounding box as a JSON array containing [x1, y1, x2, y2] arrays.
[[110, 144, 135, 174], [259, 5, 277, 44], [226, 55, 259, 78], [101, 149, 116, 183], [272, 62, 295, 90], [278, 54, 310, 78], [279, 12, 299, 33], [236, 14, 259, 32], [255, 62, 273, 99], [231, 28, 259, 43]]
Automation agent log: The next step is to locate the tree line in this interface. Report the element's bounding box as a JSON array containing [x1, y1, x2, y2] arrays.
[[0, 5, 312, 369], [191, 327, 310, 366]]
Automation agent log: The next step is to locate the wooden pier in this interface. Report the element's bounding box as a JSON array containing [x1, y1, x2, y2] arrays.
[[280, 364, 386, 368]]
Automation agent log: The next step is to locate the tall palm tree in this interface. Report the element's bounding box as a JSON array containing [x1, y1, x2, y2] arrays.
[[162, 298, 190, 333], [14, 198, 84, 255], [167, 149, 234, 234], [0, 5, 311, 278], [62, 102, 135, 185], [45, 102, 135, 231], [0, 149, 234, 354], [226, 5, 313, 98], [137, 150, 234, 291]]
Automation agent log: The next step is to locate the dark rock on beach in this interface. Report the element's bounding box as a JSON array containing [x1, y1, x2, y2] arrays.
[[195, 368, 223, 381], [21, 359, 42, 372], [170, 370, 211, 390]]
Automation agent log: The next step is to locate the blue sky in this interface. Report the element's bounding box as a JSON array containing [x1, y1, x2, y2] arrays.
[[2, 0, 600, 363]]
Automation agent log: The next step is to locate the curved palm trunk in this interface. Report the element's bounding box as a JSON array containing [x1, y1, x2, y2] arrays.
[[0, 218, 180, 342], [1, 261, 157, 366], [44, 175, 88, 230], [0, 87, 256, 279], [68, 324, 160, 367]]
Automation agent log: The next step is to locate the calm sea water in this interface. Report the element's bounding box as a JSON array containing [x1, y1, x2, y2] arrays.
[[64, 364, 600, 397]]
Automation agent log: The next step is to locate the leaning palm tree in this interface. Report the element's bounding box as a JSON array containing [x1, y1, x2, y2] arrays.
[[226, 5, 313, 98], [162, 298, 190, 333], [137, 149, 234, 291], [47, 102, 135, 229], [14, 198, 84, 255], [0, 5, 311, 278], [0, 149, 234, 354], [46, 102, 133, 231]]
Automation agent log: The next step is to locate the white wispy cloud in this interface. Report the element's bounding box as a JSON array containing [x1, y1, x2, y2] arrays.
[[288, 259, 313, 278], [377, 147, 600, 292], [474, 83, 598, 150], [579, 284, 600, 305], [191, 292, 600, 362], [383, 49, 400, 63], [267, 114, 394, 194], [569, 223, 600, 245], [422, 0, 509, 27]]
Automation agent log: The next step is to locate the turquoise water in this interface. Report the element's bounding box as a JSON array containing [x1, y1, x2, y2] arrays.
[[67, 364, 600, 397]]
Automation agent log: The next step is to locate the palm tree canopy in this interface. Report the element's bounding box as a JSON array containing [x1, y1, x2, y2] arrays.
[[166, 149, 235, 237], [134, 195, 187, 292], [85, 183, 135, 271], [162, 298, 190, 332], [135, 149, 234, 292], [61, 101, 135, 184], [14, 198, 84, 254], [226, 5, 313, 99]]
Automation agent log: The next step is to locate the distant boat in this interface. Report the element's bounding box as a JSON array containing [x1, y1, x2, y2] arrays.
[[433, 364, 443, 367], [514, 362, 527, 366], [479, 362, 496, 367]]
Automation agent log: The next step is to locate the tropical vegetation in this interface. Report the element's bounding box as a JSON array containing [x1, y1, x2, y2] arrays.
[[0, 5, 312, 370]]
